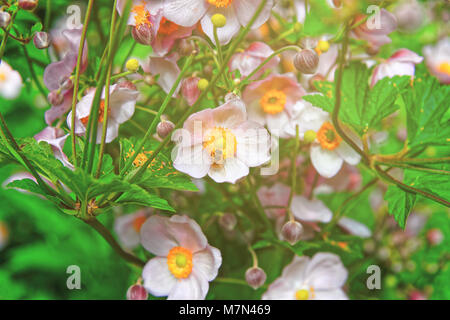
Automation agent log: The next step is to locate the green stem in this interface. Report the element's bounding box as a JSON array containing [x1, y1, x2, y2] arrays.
[[375, 160, 450, 175], [245, 177, 273, 232], [44, 0, 51, 31], [22, 44, 47, 98], [0, 6, 17, 58], [287, 125, 300, 221]]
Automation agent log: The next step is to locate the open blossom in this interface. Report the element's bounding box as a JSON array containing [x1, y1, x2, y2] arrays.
[[144, 53, 181, 95], [172, 97, 270, 183], [67, 83, 139, 144], [229, 42, 279, 80], [0, 60, 22, 99], [263, 252, 348, 300], [242, 74, 306, 138], [34, 127, 73, 169], [423, 38, 450, 84], [114, 210, 149, 249], [351, 9, 397, 52], [288, 99, 361, 178], [257, 183, 290, 219], [164, 0, 274, 45], [44, 27, 87, 125], [371, 49, 423, 87], [140, 215, 222, 300]]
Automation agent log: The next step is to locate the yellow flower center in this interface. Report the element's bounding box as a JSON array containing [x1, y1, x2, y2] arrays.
[[132, 3, 152, 27], [158, 17, 179, 35], [132, 216, 146, 233], [207, 0, 233, 8], [317, 121, 342, 150], [260, 89, 287, 114], [437, 62, 450, 75], [203, 127, 237, 164], [295, 287, 315, 300], [167, 246, 193, 279]]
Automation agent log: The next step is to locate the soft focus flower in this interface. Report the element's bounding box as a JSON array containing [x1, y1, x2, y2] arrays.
[[337, 217, 371, 238], [181, 76, 201, 106], [263, 252, 348, 300], [164, 0, 274, 45], [34, 126, 73, 169], [145, 53, 181, 95], [288, 100, 361, 178], [44, 27, 87, 125], [229, 42, 279, 80], [371, 49, 423, 87], [393, 0, 424, 32], [140, 215, 222, 300], [172, 97, 270, 183], [114, 210, 149, 249], [242, 74, 306, 138], [67, 84, 139, 144], [291, 195, 332, 224], [423, 37, 450, 84], [0, 221, 8, 251], [351, 9, 397, 53], [0, 60, 22, 99], [257, 182, 290, 219]]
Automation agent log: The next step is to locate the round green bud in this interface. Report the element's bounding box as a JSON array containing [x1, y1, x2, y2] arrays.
[[293, 22, 303, 33], [211, 13, 227, 28], [197, 78, 209, 91], [126, 58, 140, 72], [304, 130, 317, 143]]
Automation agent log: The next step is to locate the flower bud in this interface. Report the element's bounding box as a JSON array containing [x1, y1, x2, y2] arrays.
[[47, 90, 64, 106], [211, 13, 226, 28], [219, 213, 237, 232], [132, 24, 152, 46], [157, 119, 175, 138], [426, 228, 443, 246], [0, 11, 11, 28], [126, 58, 140, 72], [126, 284, 148, 300], [33, 31, 51, 49], [294, 49, 319, 74], [303, 130, 317, 143], [178, 39, 196, 56], [197, 78, 209, 91], [281, 221, 303, 245], [245, 267, 267, 290], [18, 0, 38, 11]]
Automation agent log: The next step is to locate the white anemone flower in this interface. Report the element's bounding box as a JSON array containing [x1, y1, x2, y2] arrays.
[[0, 60, 22, 99]]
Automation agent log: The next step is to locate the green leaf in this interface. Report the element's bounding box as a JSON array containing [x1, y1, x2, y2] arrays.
[[303, 0, 338, 36], [31, 22, 43, 33], [117, 188, 174, 211], [384, 186, 417, 229]]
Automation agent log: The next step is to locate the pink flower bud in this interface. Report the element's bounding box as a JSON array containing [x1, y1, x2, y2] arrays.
[[33, 31, 51, 49], [245, 267, 267, 290], [18, 0, 38, 11], [126, 284, 148, 300], [219, 213, 237, 232], [294, 49, 319, 74], [281, 221, 303, 245], [132, 24, 152, 46], [0, 11, 11, 28], [47, 90, 64, 106], [426, 228, 443, 246], [157, 119, 175, 138]]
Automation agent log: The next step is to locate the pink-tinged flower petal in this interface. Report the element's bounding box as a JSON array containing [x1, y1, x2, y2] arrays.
[[114, 210, 148, 249], [181, 76, 200, 106], [140, 215, 178, 256], [164, 0, 208, 27], [335, 139, 361, 166], [304, 253, 348, 290], [313, 288, 348, 300], [234, 120, 271, 167], [290, 195, 332, 223], [167, 270, 209, 300], [201, 5, 241, 45], [286, 99, 329, 137], [338, 217, 372, 238], [192, 245, 222, 282], [34, 126, 73, 169], [262, 279, 296, 300], [148, 53, 181, 96], [45, 90, 73, 126], [266, 111, 291, 138], [423, 38, 450, 84], [172, 143, 212, 179], [207, 157, 249, 184], [280, 255, 310, 285], [109, 85, 139, 124], [234, 0, 274, 30], [167, 215, 208, 253], [178, 108, 214, 146], [211, 99, 247, 129], [0, 61, 22, 99], [142, 257, 177, 296], [152, 22, 195, 57], [389, 49, 423, 64], [257, 183, 290, 218], [310, 144, 343, 178]]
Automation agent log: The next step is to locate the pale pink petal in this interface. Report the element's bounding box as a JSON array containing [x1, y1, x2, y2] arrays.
[[172, 143, 212, 179], [163, 0, 208, 27], [201, 5, 241, 45], [262, 279, 296, 300], [148, 54, 181, 96], [192, 245, 222, 282], [207, 157, 249, 184], [167, 215, 208, 253], [290, 195, 332, 223], [304, 253, 348, 290], [142, 257, 177, 296], [313, 288, 348, 300], [140, 215, 178, 256], [234, 0, 274, 30], [335, 141, 361, 166], [211, 99, 247, 129], [181, 77, 200, 106], [167, 271, 209, 300], [234, 121, 271, 167], [280, 255, 310, 285], [310, 144, 343, 178], [338, 217, 372, 238]]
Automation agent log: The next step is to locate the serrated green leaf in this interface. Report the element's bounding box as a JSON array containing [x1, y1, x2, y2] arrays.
[[384, 186, 417, 229]]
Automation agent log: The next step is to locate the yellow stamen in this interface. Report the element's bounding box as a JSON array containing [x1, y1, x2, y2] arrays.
[[132, 3, 152, 27], [260, 89, 287, 114], [207, 0, 233, 8], [437, 62, 450, 75], [317, 121, 342, 150], [203, 127, 237, 164], [167, 246, 193, 279], [295, 289, 309, 300]]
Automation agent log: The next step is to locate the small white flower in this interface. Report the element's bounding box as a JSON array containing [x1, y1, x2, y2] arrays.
[[263, 252, 348, 300], [0, 60, 22, 99]]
